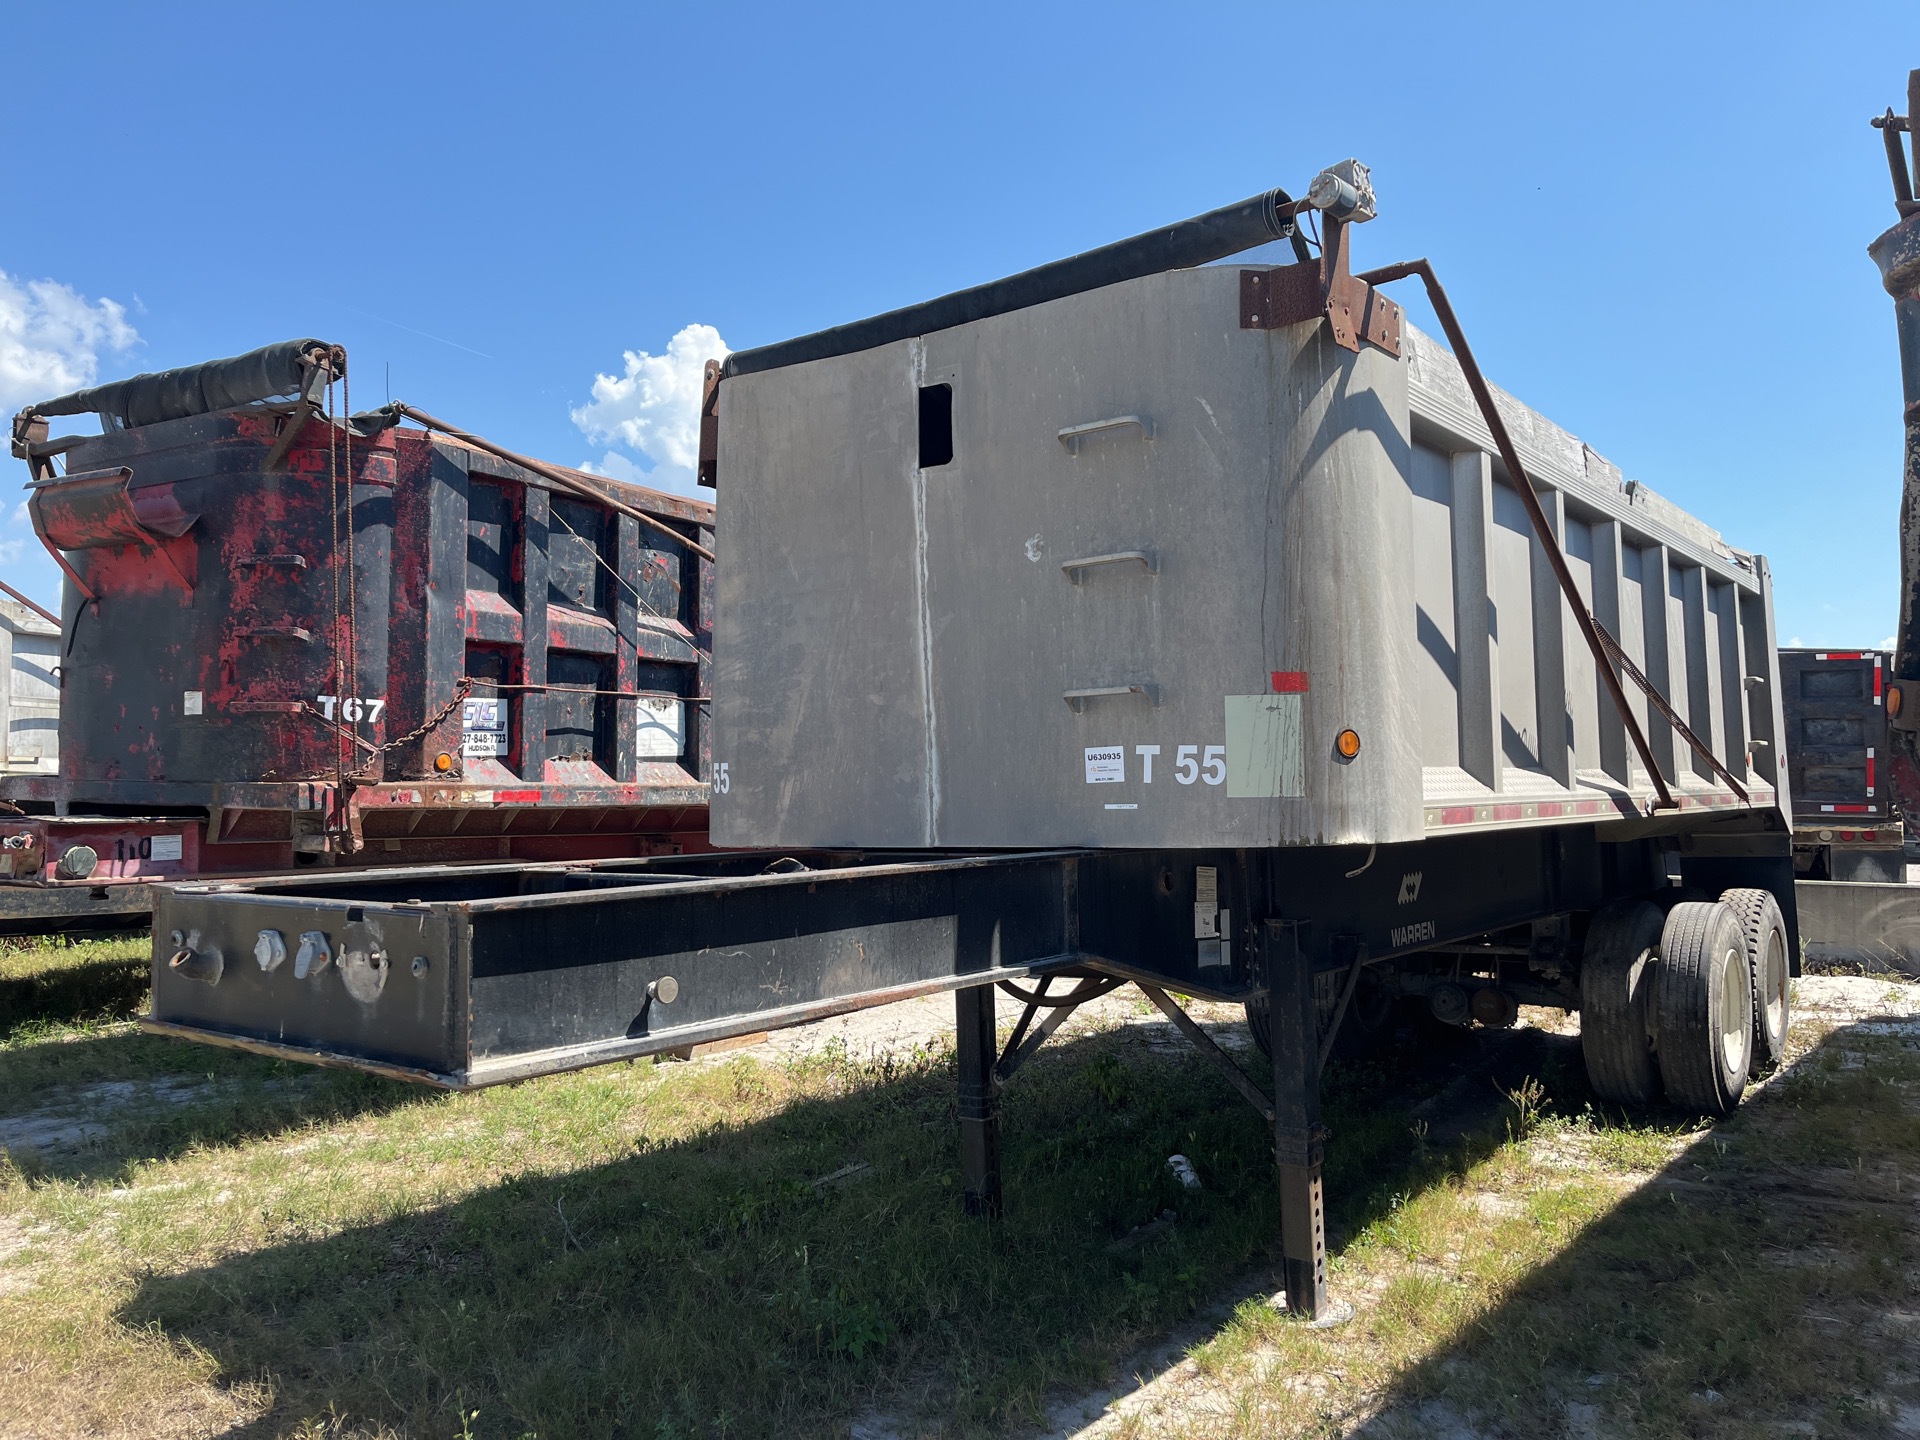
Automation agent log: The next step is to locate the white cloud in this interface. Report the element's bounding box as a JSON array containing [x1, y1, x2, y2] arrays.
[[0, 539, 26, 566], [1883, 635, 1899, 652], [571, 323, 727, 495], [578, 450, 644, 484], [0, 271, 139, 412]]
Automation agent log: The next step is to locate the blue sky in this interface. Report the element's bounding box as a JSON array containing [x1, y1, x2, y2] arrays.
[[2, 2, 1914, 648]]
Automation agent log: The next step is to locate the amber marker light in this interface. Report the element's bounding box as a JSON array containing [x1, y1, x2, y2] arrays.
[[1891, 685, 1905, 720], [434, 752, 455, 773], [1335, 728, 1361, 759]]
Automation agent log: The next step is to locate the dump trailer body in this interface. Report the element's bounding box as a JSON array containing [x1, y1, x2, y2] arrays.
[[1780, 647, 1904, 881], [0, 401, 714, 922], [138, 178, 1801, 1324], [0, 598, 58, 778], [709, 267, 1787, 850]]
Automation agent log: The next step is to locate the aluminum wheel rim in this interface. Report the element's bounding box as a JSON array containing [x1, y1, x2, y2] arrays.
[[1762, 931, 1787, 1038], [1719, 942, 1750, 1076]]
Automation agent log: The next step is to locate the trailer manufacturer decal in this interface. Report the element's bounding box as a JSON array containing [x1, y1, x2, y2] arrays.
[[1084, 746, 1125, 783], [1397, 871, 1423, 904], [1390, 919, 1437, 948]]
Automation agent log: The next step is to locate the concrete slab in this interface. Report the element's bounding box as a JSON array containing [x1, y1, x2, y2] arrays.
[[1797, 879, 1920, 976]]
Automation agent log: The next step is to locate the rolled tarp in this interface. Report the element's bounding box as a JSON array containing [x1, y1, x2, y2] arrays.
[[22, 339, 340, 429]]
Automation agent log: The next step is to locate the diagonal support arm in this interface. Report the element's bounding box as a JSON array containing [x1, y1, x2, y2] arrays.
[[1356, 257, 1744, 812]]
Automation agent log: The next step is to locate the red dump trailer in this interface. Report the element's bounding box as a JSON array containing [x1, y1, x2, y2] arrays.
[[1, 341, 713, 928]]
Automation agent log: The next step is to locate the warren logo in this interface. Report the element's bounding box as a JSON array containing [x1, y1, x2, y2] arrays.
[[1390, 919, 1437, 948], [1397, 871, 1424, 905]]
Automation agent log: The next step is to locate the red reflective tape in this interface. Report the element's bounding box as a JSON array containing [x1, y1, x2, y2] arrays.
[[1270, 671, 1310, 693], [1537, 802, 1563, 817], [493, 789, 542, 803], [1823, 651, 1863, 660], [1831, 804, 1869, 814], [1441, 806, 1475, 825], [1492, 803, 1524, 821], [1868, 751, 1876, 791]]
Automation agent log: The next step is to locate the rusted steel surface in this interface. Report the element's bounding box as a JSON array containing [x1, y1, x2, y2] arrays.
[[1, 385, 716, 886], [1871, 72, 1920, 826]]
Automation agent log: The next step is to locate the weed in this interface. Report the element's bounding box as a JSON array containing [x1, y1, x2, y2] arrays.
[[1499, 1075, 1547, 1141]]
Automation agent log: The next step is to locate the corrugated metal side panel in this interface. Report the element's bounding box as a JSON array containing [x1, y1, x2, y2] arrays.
[[1404, 328, 1781, 832], [0, 603, 60, 774]]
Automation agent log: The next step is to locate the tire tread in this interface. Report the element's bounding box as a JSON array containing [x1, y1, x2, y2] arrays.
[[1720, 887, 1789, 1070], [1578, 901, 1664, 1105], [1655, 901, 1750, 1116]]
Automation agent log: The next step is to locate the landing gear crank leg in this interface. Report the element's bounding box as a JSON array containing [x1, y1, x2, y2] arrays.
[[1266, 922, 1334, 1320], [956, 983, 1003, 1218]]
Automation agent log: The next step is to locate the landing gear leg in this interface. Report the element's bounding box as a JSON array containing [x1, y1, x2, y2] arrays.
[[1266, 922, 1332, 1319], [956, 983, 1003, 1218]]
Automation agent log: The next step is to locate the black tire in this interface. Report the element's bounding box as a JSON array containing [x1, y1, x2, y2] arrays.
[[1720, 887, 1790, 1071], [1245, 992, 1272, 1059], [1578, 900, 1665, 1105], [1244, 970, 1396, 1064], [1654, 901, 1752, 1117]]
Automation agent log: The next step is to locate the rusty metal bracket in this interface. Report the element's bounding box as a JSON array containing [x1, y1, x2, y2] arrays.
[[696, 359, 721, 489], [263, 345, 346, 473], [1241, 206, 1402, 356]]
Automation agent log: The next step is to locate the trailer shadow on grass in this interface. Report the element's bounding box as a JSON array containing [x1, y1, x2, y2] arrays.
[[103, 1011, 1634, 1440], [1327, 1013, 1920, 1440], [0, 935, 149, 1038]]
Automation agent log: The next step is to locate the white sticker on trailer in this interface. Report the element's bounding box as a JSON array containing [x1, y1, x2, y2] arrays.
[[1084, 746, 1125, 783], [461, 698, 507, 758], [636, 697, 686, 759], [149, 834, 183, 862], [183, 691, 202, 717], [1223, 695, 1304, 797]]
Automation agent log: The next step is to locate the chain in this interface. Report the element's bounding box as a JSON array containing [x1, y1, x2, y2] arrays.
[[348, 676, 473, 777], [343, 366, 358, 738]]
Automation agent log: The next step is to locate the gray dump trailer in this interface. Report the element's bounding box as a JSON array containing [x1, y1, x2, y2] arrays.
[[145, 164, 1796, 1320]]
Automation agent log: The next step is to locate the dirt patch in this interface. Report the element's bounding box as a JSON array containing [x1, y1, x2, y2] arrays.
[[0, 1076, 213, 1158]]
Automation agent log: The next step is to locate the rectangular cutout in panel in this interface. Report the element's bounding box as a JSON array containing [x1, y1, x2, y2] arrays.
[[918, 384, 954, 469]]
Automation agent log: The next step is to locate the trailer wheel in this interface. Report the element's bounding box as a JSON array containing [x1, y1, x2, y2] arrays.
[[1654, 901, 1752, 1117], [1719, 887, 1790, 1071], [1577, 900, 1665, 1105], [1244, 970, 1395, 1064]]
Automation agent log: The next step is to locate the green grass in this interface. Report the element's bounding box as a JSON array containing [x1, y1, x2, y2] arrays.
[[3, 939, 1920, 1438], [0, 933, 147, 1042]]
